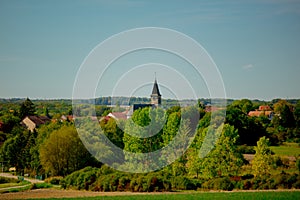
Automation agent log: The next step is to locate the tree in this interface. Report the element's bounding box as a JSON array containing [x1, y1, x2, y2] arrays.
[[231, 99, 254, 114], [272, 100, 295, 128], [226, 104, 265, 145], [294, 101, 300, 128], [123, 107, 165, 171], [252, 136, 272, 177], [44, 107, 50, 118], [0, 114, 20, 133], [195, 124, 244, 178], [19, 98, 36, 119], [162, 111, 181, 146], [101, 118, 124, 149], [40, 125, 94, 176], [1, 127, 34, 174]]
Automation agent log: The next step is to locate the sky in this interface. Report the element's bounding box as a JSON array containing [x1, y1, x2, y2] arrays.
[[0, 0, 300, 101]]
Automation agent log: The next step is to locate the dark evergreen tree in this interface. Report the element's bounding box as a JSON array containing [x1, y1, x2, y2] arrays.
[[19, 98, 36, 119]]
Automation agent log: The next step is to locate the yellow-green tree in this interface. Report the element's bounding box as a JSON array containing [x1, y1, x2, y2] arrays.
[[40, 125, 93, 176], [252, 136, 272, 177]]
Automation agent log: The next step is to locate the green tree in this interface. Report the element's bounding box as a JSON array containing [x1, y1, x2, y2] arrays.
[[252, 136, 272, 177], [0, 113, 20, 133], [101, 118, 125, 149], [294, 100, 300, 128], [30, 122, 64, 176], [44, 107, 50, 118], [231, 99, 254, 114], [1, 127, 34, 174], [197, 124, 244, 178], [123, 107, 165, 171], [162, 111, 181, 146], [226, 104, 265, 145], [272, 100, 295, 128], [40, 125, 94, 176], [19, 98, 36, 119]]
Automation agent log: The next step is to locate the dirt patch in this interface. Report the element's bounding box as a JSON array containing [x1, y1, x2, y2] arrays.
[[1, 188, 300, 199], [0, 188, 170, 199]]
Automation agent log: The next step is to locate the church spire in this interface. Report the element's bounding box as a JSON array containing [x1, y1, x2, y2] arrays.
[[151, 74, 161, 106]]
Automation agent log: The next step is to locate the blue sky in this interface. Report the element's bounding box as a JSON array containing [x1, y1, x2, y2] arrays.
[[0, 0, 300, 100]]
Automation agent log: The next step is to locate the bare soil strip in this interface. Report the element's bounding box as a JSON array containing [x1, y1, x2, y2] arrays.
[[1, 188, 300, 200]]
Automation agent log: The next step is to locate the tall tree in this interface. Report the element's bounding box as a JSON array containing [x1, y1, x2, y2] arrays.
[[197, 124, 244, 178], [251, 136, 272, 177], [19, 98, 36, 119]]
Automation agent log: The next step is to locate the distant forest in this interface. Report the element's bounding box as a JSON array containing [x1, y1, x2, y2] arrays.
[[1, 97, 299, 106]]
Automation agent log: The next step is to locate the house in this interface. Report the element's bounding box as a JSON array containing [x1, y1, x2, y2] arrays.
[[248, 105, 274, 120], [107, 112, 128, 120], [258, 105, 272, 111], [60, 115, 74, 122], [205, 104, 221, 112], [22, 116, 50, 132]]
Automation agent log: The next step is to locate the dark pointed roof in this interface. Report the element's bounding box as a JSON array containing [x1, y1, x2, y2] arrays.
[[151, 78, 161, 96]]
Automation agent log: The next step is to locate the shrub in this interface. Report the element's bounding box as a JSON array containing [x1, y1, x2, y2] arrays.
[[60, 167, 99, 190], [212, 177, 234, 191], [171, 176, 196, 190], [241, 174, 254, 180], [0, 176, 20, 184], [237, 145, 255, 154], [30, 183, 52, 190], [44, 176, 63, 185]]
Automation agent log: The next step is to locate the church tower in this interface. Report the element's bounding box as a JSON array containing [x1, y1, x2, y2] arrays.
[[151, 77, 161, 106]]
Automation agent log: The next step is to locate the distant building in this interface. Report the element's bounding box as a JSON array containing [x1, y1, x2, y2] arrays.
[[126, 77, 162, 119], [60, 115, 74, 122], [248, 105, 274, 120], [22, 116, 50, 132], [258, 105, 272, 111], [107, 112, 128, 120], [150, 78, 162, 106]]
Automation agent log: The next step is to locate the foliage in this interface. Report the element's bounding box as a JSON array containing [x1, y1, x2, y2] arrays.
[[0, 176, 21, 184], [30, 182, 52, 190], [40, 125, 96, 176], [252, 137, 273, 177], [19, 98, 36, 119], [193, 124, 244, 178], [273, 100, 295, 128], [44, 176, 63, 185], [1, 127, 36, 173]]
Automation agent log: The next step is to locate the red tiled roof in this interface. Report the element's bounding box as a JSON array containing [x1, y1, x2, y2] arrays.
[[248, 111, 273, 117], [259, 105, 272, 111]]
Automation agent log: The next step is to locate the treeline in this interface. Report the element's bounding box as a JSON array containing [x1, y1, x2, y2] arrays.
[[0, 98, 300, 191]]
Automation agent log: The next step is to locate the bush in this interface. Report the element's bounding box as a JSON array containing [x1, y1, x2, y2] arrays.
[[171, 176, 196, 190], [0, 176, 20, 184], [237, 145, 255, 154], [241, 174, 254, 180], [44, 176, 63, 185], [212, 177, 234, 191], [30, 183, 52, 190], [60, 167, 100, 190]]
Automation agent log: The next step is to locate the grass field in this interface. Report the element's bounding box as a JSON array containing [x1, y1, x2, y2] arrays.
[[24, 191, 300, 200], [270, 142, 300, 156]]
